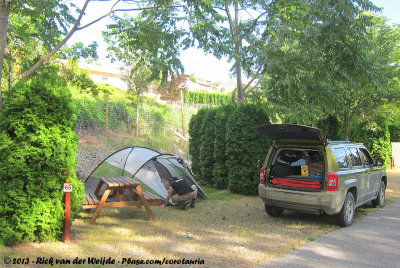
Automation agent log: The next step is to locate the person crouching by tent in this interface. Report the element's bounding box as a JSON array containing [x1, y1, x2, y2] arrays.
[[160, 177, 197, 209]]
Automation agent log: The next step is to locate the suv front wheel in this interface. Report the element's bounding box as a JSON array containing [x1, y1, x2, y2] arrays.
[[337, 191, 355, 227], [265, 204, 284, 217]]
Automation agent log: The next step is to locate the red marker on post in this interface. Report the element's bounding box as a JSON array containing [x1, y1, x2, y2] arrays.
[[64, 178, 72, 243]]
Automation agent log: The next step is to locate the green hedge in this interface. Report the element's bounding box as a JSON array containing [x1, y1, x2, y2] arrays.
[[351, 120, 392, 168], [188, 104, 273, 195], [184, 91, 231, 105], [188, 108, 207, 179], [226, 105, 272, 195], [213, 105, 235, 189], [0, 73, 84, 246], [200, 109, 217, 185]]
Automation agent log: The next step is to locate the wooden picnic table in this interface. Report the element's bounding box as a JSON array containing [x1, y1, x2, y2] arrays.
[[82, 176, 161, 224]]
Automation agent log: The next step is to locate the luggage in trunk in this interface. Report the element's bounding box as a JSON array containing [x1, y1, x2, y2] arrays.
[[269, 149, 325, 190]]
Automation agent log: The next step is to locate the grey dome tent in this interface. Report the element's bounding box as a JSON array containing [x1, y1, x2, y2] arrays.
[[84, 147, 207, 204]]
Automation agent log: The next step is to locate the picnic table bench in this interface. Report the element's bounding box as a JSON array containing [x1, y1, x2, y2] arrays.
[[82, 176, 161, 224]]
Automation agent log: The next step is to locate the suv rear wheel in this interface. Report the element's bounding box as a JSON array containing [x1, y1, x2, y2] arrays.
[[265, 204, 283, 217], [371, 180, 385, 208], [337, 191, 355, 227]]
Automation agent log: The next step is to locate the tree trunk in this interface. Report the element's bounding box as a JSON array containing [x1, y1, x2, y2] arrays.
[[236, 61, 244, 104], [0, 0, 10, 109], [233, 1, 244, 104], [135, 93, 140, 138]]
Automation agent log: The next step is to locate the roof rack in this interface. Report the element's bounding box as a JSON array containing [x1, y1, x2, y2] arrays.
[[328, 141, 352, 144]]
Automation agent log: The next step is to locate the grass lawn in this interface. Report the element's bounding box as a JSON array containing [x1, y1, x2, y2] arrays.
[[1, 171, 399, 267]]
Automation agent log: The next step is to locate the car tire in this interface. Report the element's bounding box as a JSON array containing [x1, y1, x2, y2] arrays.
[[265, 204, 283, 217], [371, 180, 386, 208], [337, 191, 355, 227]]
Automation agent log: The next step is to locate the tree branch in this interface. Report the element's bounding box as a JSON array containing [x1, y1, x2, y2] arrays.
[[19, 0, 189, 81], [77, 4, 188, 31], [244, 57, 267, 93], [19, 0, 90, 81], [224, 4, 236, 43], [239, 11, 268, 42]]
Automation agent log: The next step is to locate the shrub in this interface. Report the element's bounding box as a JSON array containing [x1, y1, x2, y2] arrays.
[[351, 120, 392, 168], [226, 104, 272, 195], [188, 108, 207, 178], [199, 108, 217, 184], [213, 105, 235, 189], [317, 115, 343, 140], [389, 123, 400, 142], [0, 72, 85, 245]]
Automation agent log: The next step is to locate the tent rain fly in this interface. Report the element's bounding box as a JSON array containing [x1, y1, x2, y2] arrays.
[[84, 147, 206, 204]]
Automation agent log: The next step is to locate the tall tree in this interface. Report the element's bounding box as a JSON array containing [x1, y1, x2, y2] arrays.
[[185, 0, 274, 104], [0, 0, 187, 108], [104, 7, 188, 136], [103, 7, 188, 85], [121, 63, 153, 137], [263, 0, 399, 139]]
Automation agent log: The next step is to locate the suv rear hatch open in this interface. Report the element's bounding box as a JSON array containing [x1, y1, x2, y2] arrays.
[[257, 124, 327, 145], [258, 124, 327, 191]]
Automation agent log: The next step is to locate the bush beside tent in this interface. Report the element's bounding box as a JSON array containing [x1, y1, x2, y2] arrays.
[[0, 73, 84, 246]]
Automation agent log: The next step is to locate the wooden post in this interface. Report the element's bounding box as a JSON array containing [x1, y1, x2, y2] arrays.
[[180, 89, 185, 136], [64, 178, 72, 243], [105, 92, 109, 131]]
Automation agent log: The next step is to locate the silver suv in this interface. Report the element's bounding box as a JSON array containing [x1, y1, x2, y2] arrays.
[[257, 124, 387, 226]]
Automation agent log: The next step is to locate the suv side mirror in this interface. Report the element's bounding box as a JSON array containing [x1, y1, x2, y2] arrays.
[[375, 158, 384, 167]]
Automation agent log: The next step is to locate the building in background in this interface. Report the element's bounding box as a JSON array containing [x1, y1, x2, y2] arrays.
[[80, 62, 236, 95]]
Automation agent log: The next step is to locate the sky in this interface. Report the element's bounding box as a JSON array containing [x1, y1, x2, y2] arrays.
[[67, 0, 400, 83]]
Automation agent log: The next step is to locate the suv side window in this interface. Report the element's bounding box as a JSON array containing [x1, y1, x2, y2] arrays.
[[347, 147, 362, 167], [359, 148, 374, 166], [334, 147, 350, 169]]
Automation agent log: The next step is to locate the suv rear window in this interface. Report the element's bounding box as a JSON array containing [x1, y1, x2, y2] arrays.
[[334, 147, 350, 168]]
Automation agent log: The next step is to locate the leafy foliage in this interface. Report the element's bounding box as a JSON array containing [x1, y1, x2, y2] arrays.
[[184, 0, 274, 103], [103, 7, 188, 86], [159, 75, 187, 101], [350, 120, 392, 168], [263, 1, 399, 138], [389, 123, 400, 142], [188, 108, 207, 179], [317, 115, 343, 141], [213, 105, 235, 189], [2, 1, 97, 91], [62, 60, 99, 95], [0, 70, 84, 246], [200, 108, 217, 185], [226, 104, 272, 195]]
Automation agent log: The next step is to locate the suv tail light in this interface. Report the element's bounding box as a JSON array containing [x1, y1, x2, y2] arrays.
[[327, 172, 338, 191], [260, 167, 266, 184]]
